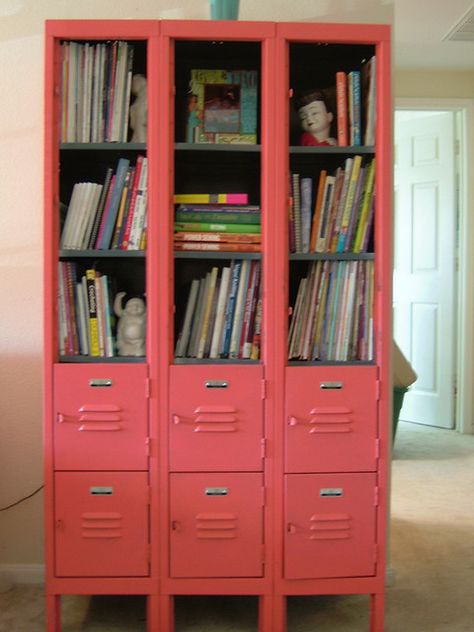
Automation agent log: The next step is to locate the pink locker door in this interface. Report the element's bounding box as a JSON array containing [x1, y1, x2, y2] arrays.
[[53, 364, 148, 470], [170, 472, 264, 578], [285, 366, 378, 473], [169, 365, 264, 471], [55, 471, 149, 577], [285, 472, 377, 579]]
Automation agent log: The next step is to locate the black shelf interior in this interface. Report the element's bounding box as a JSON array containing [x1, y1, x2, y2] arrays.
[[289, 42, 376, 146], [174, 40, 261, 144]]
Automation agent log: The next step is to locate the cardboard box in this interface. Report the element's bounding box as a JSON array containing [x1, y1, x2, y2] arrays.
[[393, 341, 417, 387]]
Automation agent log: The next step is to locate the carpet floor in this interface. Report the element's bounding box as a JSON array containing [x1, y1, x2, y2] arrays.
[[1, 421, 473, 631]]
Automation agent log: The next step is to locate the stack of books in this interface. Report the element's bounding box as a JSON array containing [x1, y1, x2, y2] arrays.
[[174, 193, 261, 252], [335, 56, 376, 147], [175, 259, 262, 360], [60, 155, 147, 251], [58, 262, 116, 358], [61, 40, 135, 143], [288, 259, 374, 362], [289, 157, 375, 254]]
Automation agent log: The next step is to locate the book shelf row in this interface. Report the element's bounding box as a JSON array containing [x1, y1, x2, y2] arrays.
[[288, 259, 374, 362], [175, 259, 262, 361], [290, 156, 375, 255], [60, 155, 147, 251], [58, 262, 118, 358], [61, 40, 136, 144]]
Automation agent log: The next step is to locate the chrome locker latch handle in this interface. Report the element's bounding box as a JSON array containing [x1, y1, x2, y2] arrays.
[[172, 414, 181, 425], [288, 416, 298, 426], [287, 522, 297, 535], [57, 413, 65, 423], [320, 381, 343, 390]]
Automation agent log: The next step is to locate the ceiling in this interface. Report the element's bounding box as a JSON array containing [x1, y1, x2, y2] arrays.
[[392, 0, 474, 69]]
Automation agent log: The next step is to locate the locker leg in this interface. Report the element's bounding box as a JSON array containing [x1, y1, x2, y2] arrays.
[[370, 592, 385, 632], [258, 594, 273, 632], [147, 594, 160, 632], [271, 594, 287, 632], [45, 593, 61, 632], [159, 594, 174, 632]]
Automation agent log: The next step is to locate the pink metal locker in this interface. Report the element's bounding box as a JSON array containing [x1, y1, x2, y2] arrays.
[[284, 472, 377, 579], [55, 471, 149, 577], [169, 472, 264, 578], [53, 364, 149, 471], [169, 365, 264, 471], [285, 366, 378, 473]]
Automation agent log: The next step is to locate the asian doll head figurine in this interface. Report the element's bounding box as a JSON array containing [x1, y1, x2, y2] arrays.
[[296, 90, 337, 147]]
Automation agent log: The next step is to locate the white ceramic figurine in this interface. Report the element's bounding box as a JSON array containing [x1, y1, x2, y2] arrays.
[[114, 292, 146, 356]]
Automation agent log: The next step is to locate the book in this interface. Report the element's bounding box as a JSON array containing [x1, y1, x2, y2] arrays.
[[175, 278, 200, 357], [176, 204, 260, 215], [309, 170, 327, 252], [188, 69, 258, 144], [353, 158, 376, 252], [209, 267, 231, 359], [196, 266, 219, 359], [174, 242, 261, 253], [221, 261, 241, 357], [87, 167, 113, 249], [240, 261, 261, 358], [229, 259, 251, 358], [174, 193, 248, 205], [174, 222, 260, 234], [336, 154, 363, 252], [362, 56, 376, 146], [292, 173, 302, 253], [85, 268, 100, 356], [175, 209, 261, 224], [174, 232, 261, 243], [97, 157, 130, 249], [348, 70, 361, 146], [300, 177, 313, 254], [336, 71, 348, 146]]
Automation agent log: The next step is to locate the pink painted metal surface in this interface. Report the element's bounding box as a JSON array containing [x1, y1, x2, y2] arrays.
[[169, 472, 264, 578], [54, 471, 149, 577], [285, 366, 378, 473], [169, 365, 264, 471], [53, 364, 149, 470], [284, 472, 377, 579]]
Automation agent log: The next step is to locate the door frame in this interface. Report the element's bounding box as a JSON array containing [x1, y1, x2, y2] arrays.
[[395, 97, 474, 435]]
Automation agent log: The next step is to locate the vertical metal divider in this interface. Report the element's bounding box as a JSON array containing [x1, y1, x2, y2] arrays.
[[146, 21, 162, 631]]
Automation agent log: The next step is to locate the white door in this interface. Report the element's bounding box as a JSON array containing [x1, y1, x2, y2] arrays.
[[393, 110, 456, 429]]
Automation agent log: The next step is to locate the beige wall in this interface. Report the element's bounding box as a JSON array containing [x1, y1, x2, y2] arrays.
[[395, 69, 474, 99]]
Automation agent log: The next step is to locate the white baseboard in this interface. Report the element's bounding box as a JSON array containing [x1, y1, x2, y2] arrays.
[[0, 564, 44, 588]]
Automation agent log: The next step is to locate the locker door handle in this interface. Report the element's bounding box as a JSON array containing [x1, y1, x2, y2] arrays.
[[287, 523, 297, 535], [288, 416, 298, 426], [78, 422, 121, 432], [171, 520, 181, 532], [172, 414, 181, 425]]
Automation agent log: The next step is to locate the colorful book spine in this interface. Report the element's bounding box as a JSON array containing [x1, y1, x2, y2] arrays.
[[348, 70, 361, 146], [174, 222, 260, 234], [174, 232, 261, 243], [175, 210, 261, 224], [336, 71, 348, 146], [85, 268, 100, 356], [174, 193, 248, 205], [97, 158, 130, 249], [174, 242, 261, 253]]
